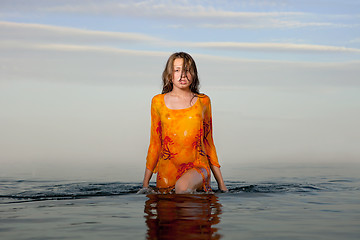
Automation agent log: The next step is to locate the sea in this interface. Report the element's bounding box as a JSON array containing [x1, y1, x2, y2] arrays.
[[1, 162, 359, 240]]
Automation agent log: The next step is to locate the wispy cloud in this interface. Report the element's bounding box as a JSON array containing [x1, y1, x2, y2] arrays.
[[1, 21, 359, 56], [41, 1, 304, 18], [0, 21, 160, 44], [198, 20, 351, 29], [183, 42, 360, 54], [0, 0, 355, 30], [1, 40, 168, 58], [2, 38, 359, 88], [45, 2, 348, 29]]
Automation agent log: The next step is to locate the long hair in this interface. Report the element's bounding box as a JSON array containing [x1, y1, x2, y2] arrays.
[[161, 52, 200, 94]]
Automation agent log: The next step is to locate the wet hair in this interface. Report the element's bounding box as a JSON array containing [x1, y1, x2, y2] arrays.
[[161, 52, 200, 94]]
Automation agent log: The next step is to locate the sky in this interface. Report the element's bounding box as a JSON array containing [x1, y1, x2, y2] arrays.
[[0, 0, 359, 180]]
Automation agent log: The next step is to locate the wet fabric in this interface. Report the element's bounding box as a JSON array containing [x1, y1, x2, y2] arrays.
[[146, 94, 220, 191]]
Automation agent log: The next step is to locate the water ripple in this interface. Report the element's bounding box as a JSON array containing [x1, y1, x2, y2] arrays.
[[0, 178, 356, 203]]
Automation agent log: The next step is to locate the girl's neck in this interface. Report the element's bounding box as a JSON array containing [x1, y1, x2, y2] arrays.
[[169, 88, 193, 97]]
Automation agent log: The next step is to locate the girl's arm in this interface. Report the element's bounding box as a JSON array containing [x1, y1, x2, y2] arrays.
[[143, 96, 161, 188], [142, 168, 153, 188], [203, 96, 227, 192], [210, 164, 228, 192]]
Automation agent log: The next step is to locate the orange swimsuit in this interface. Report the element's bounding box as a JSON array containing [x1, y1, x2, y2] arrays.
[[146, 93, 220, 191]]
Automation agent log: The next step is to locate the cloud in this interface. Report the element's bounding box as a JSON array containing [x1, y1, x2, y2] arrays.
[[1, 21, 359, 56], [183, 42, 360, 54], [198, 20, 351, 29], [0, 40, 168, 58], [0, 21, 160, 44], [51, 3, 352, 29], [39, 1, 305, 19], [0, 0, 355, 29], [1, 39, 359, 88], [1, 21, 359, 88]]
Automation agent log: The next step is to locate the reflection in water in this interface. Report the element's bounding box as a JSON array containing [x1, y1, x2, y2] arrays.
[[144, 194, 222, 240]]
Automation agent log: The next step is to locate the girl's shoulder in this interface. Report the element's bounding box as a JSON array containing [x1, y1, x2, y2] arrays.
[[197, 93, 211, 104], [151, 94, 165, 103]]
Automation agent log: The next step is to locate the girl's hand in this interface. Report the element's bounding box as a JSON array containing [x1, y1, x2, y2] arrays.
[[139, 167, 154, 194], [210, 165, 228, 192], [137, 187, 151, 194], [218, 184, 228, 193]]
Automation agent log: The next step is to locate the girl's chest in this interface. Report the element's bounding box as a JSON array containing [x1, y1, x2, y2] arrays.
[[159, 107, 204, 126]]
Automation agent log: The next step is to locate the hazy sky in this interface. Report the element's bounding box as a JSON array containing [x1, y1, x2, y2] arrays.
[[1, 0, 359, 179]]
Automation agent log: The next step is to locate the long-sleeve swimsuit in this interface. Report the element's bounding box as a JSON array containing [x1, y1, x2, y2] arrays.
[[146, 93, 220, 192]]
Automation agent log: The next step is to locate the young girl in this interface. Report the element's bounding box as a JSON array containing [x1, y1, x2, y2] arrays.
[[142, 52, 227, 194]]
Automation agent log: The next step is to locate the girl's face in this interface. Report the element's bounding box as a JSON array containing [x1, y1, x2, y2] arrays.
[[172, 58, 193, 90]]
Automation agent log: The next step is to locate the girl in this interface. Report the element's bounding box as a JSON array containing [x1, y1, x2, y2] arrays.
[[142, 52, 227, 194]]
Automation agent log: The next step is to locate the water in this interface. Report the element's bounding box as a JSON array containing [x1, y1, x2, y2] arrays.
[[1, 163, 359, 239]]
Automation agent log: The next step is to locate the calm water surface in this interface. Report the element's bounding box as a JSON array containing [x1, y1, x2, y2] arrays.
[[0, 163, 359, 239]]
